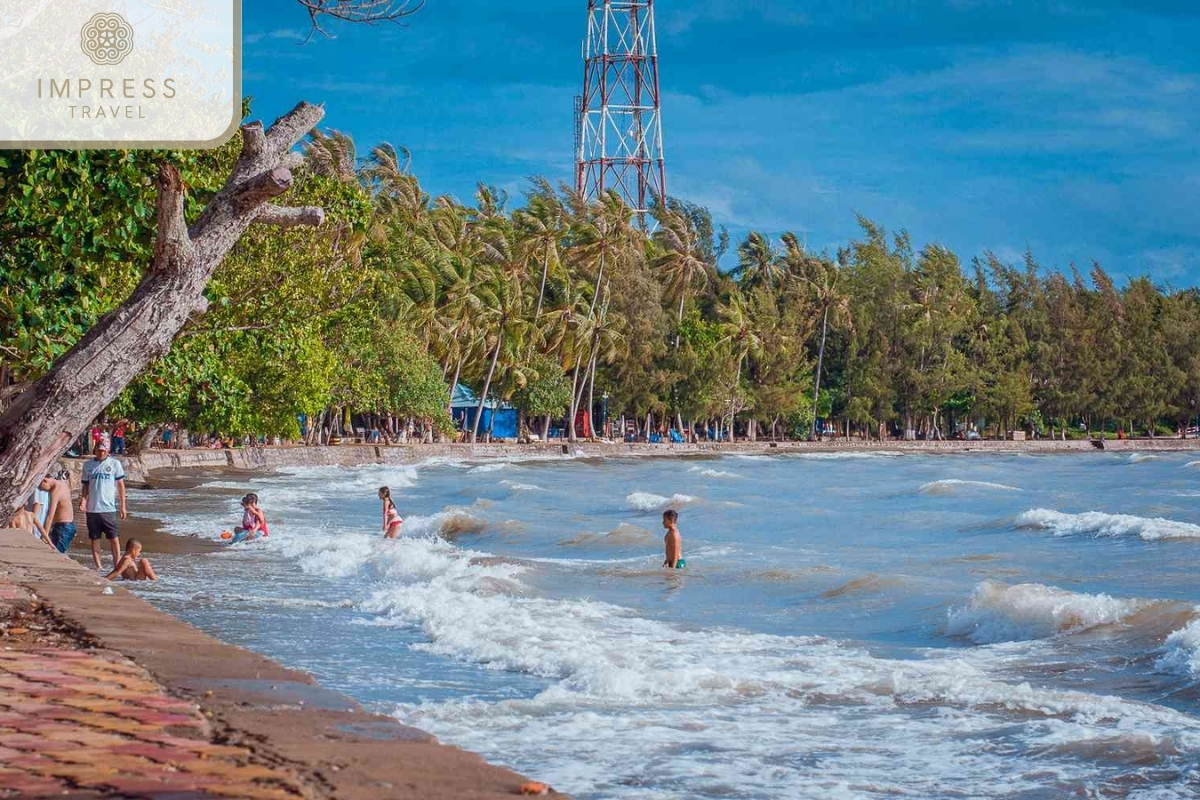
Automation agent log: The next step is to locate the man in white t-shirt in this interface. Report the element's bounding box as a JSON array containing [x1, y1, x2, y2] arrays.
[[80, 443, 127, 570]]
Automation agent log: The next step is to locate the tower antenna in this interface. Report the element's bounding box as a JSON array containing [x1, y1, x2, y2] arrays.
[[575, 1, 666, 223]]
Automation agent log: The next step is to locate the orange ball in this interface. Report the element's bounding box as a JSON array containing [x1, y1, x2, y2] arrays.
[[220, 531, 233, 540]]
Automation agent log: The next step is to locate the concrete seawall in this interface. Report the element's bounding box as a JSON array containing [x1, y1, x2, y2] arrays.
[[54, 437, 1200, 485], [0, 528, 558, 798]]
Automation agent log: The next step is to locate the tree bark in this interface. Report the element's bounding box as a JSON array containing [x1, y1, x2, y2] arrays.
[[0, 103, 326, 515], [811, 304, 829, 441], [471, 321, 505, 443]]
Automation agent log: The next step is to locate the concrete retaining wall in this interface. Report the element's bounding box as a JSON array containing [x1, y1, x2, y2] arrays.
[[51, 436, 1200, 485]]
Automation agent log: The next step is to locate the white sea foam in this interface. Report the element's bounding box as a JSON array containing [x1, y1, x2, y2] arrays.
[[1015, 509, 1200, 541], [947, 581, 1149, 644], [141, 459, 1200, 798], [919, 479, 1022, 495], [500, 480, 544, 492], [468, 463, 509, 474], [1184, 461, 1200, 470], [333, 532, 1200, 797], [791, 451, 904, 460], [686, 465, 740, 478], [624, 491, 696, 511], [1156, 617, 1200, 678], [1129, 453, 1160, 464]]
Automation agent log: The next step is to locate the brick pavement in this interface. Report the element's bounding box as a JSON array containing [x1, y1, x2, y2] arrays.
[[0, 580, 305, 799]]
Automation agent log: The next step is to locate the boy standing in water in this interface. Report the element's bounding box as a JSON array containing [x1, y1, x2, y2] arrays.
[[662, 509, 685, 569]]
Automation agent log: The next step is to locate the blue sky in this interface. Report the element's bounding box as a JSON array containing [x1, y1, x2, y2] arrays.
[[244, 1, 1200, 284]]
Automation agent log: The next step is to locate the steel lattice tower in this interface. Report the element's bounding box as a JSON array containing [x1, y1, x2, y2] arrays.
[[575, 0, 666, 220]]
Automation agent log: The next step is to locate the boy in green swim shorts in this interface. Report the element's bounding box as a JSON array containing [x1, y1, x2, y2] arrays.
[[662, 509, 685, 569]]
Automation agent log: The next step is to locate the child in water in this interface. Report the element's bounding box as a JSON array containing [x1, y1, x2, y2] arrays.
[[236, 493, 269, 540], [662, 509, 685, 569], [105, 539, 157, 581], [379, 486, 403, 539]]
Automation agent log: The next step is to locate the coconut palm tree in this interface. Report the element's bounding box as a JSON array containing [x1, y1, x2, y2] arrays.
[[652, 204, 712, 335], [513, 180, 566, 356], [783, 232, 851, 439], [732, 232, 785, 290]]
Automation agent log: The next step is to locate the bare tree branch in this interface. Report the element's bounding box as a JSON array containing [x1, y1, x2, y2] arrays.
[[296, 0, 425, 40], [255, 205, 327, 228]]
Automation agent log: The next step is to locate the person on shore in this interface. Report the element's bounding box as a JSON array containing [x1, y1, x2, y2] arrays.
[[80, 442, 127, 570], [379, 486, 403, 539], [236, 493, 269, 539], [104, 539, 157, 582], [662, 509, 685, 569], [24, 481, 50, 543], [112, 420, 128, 455], [38, 472, 76, 554]]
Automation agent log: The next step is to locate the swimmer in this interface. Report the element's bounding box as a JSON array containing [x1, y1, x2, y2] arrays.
[[379, 486, 403, 539], [662, 509, 685, 569], [104, 539, 157, 582]]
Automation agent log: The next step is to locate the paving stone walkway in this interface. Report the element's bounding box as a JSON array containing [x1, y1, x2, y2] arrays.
[[0, 579, 305, 799]]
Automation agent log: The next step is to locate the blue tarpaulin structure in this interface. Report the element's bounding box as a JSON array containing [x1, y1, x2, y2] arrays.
[[451, 384, 519, 439]]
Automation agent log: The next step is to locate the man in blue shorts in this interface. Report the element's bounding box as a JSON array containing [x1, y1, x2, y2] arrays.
[[38, 472, 76, 554], [80, 442, 127, 570]]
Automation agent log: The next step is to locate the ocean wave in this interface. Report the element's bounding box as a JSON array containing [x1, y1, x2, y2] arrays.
[[1184, 461, 1200, 470], [790, 451, 904, 460], [1015, 509, 1200, 541], [624, 492, 697, 512], [919, 479, 1022, 495], [500, 480, 544, 492], [820, 574, 903, 599], [686, 466, 741, 479], [1155, 616, 1200, 678], [468, 463, 509, 474], [1129, 453, 1160, 464], [405, 509, 488, 539], [947, 581, 1150, 644], [559, 523, 654, 547]]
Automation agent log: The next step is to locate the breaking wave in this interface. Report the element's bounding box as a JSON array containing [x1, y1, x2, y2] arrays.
[[1015, 509, 1200, 541], [1156, 617, 1200, 678], [947, 581, 1150, 644], [624, 492, 697, 512], [919, 479, 1022, 495], [687, 465, 740, 479]]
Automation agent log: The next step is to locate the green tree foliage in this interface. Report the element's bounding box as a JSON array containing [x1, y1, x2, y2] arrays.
[[5, 127, 1200, 444]]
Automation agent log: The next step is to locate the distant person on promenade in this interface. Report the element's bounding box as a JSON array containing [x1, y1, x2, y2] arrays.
[[39, 472, 76, 554], [379, 486, 403, 538], [111, 420, 128, 455], [235, 493, 269, 540], [662, 509, 685, 569], [104, 539, 157, 582], [80, 442, 127, 570]]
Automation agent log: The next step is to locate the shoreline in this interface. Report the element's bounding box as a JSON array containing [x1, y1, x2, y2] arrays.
[[53, 437, 1200, 487], [0, 529, 560, 798], [14, 437, 1197, 798]]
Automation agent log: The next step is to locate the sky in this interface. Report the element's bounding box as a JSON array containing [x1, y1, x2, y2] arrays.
[[243, 0, 1200, 284]]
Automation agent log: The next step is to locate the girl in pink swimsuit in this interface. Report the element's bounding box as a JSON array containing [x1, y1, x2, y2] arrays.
[[379, 486, 403, 539], [237, 493, 269, 539]]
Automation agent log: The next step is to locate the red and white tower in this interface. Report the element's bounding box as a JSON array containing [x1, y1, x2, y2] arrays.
[[575, 0, 666, 220]]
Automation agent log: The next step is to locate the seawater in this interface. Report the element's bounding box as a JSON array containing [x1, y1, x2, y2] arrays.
[[130, 451, 1200, 798]]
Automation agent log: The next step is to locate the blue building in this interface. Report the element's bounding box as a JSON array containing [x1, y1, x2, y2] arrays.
[[450, 384, 519, 439]]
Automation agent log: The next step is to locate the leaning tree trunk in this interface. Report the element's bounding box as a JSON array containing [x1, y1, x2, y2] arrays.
[[0, 103, 326, 515], [810, 304, 829, 441], [471, 322, 505, 443]]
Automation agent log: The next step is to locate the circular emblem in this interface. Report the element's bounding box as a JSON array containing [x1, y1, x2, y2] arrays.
[[80, 12, 134, 66]]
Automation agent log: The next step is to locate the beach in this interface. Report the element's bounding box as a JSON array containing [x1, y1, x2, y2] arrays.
[[25, 440, 1199, 799]]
